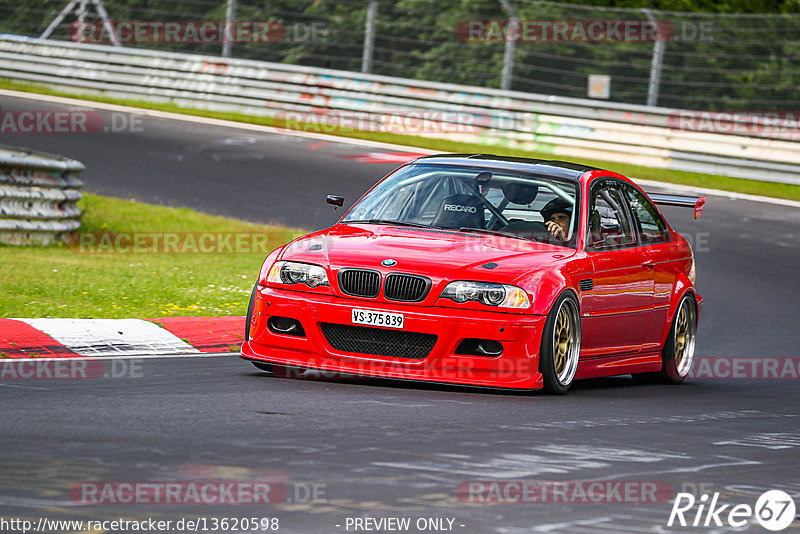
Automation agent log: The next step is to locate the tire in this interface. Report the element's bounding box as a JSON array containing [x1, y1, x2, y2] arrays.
[[244, 285, 256, 341], [633, 294, 697, 385], [245, 286, 272, 373], [539, 291, 581, 394]]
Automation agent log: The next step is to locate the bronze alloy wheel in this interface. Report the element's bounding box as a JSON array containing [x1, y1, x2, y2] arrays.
[[540, 292, 582, 394], [673, 296, 697, 378], [553, 304, 570, 379]]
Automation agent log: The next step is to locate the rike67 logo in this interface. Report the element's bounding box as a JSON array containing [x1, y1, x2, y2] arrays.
[[668, 490, 796, 531]]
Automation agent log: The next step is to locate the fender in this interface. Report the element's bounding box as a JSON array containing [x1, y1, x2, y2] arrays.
[[518, 252, 588, 316], [527, 287, 580, 372], [519, 269, 575, 316], [658, 284, 698, 348]]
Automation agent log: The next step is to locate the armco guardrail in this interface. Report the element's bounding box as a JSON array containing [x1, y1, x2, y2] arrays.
[[0, 35, 799, 185], [0, 144, 84, 245]]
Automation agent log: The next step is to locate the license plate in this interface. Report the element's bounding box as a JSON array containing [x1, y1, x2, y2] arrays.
[[352, 309, 404, 329]]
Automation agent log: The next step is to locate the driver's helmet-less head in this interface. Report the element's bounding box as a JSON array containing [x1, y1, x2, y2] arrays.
[[541, 197, 573, 222]]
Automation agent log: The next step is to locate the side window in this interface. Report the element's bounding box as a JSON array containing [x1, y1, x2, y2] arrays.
[[588, 182, 637, 250], [624, 185, 669, 244]]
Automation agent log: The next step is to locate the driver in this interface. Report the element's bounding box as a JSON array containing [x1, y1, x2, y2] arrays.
[[541, 198, 573, 243]]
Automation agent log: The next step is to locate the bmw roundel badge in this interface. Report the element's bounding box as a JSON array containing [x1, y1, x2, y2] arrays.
[[381, 259, 397, 267]]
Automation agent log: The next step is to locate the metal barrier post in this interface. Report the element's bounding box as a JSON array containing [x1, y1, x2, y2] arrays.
[[222, 0, 237, 58], [499, 0, 518, 91], [362, 0, 378, 74], [643, 8, 665, 107]]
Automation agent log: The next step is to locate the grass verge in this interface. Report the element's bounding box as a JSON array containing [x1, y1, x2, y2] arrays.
[[0, 193, 303, 318], [2, 78, 799, 202]]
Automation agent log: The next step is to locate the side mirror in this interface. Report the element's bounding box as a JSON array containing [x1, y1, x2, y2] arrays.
[[326, 195, 344, 207]]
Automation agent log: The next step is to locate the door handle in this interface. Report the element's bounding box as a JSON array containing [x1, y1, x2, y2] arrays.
[[641, 259, 655, 270]]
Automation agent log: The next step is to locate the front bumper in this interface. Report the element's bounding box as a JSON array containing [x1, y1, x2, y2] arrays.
[[240, 286, 546, 389]]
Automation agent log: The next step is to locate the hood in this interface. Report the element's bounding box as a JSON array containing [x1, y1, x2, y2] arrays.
[[279, 223, 575, 284]]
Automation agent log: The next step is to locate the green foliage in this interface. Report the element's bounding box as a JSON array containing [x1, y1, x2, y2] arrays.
[[0, 0, 797, 108]]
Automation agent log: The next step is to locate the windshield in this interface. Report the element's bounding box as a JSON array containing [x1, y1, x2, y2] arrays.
[[341, 164, 580, 248]]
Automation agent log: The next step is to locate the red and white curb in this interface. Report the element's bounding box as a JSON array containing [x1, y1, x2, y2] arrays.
[[0, 317, 244, 358]]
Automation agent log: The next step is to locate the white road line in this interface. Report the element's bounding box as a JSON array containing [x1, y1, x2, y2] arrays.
[[0, 495, 83, 507], [598, 456, 761, 481], [529, 518, 616, 533], [715, 433, 800, 450], [0, 382, 47, 390], [2, 352, 232, 363]]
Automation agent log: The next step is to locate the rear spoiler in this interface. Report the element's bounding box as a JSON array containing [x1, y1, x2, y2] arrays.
[[648, 193, 706, 219]]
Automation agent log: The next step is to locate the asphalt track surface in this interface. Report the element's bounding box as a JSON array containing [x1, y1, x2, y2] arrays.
[[2, 93, 800, 533]]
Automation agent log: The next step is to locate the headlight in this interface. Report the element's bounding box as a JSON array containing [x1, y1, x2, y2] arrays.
[[440, 281, 530, 309], [267, 261, 329, 288], [689, 257, 696, 284]]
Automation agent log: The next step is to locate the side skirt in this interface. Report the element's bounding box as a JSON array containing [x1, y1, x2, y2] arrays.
[[575, 352, 662, 380]]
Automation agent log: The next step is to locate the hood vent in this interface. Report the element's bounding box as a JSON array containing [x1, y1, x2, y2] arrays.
[[392, 227, 466, 237]]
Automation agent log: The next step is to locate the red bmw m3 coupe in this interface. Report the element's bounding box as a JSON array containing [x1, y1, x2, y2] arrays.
[[241, 154, 705, 393]]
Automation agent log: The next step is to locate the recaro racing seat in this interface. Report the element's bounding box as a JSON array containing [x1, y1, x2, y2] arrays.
[[431, 194, 485, 229]]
